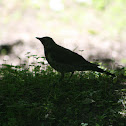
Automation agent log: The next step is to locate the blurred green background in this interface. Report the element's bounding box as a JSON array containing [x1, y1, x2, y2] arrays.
[[0, 0, 126, 67]]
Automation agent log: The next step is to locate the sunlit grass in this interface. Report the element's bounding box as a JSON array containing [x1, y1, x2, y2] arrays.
[[1, 0, 126, 38]]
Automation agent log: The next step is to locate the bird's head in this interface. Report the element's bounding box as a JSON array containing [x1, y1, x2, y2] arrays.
[[36, 36, 55, 48]]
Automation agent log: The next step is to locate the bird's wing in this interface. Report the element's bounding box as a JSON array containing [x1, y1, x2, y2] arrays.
[[47, 45, 91, 65]]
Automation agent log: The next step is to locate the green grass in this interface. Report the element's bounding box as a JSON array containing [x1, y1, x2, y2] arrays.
[[0, 58, 126, 126]]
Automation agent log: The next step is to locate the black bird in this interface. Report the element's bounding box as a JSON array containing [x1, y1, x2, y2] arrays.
[[36, 36, 115, 80]]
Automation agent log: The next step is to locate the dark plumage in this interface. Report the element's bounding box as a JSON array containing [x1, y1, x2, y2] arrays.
[[36, 36, 115, 80]]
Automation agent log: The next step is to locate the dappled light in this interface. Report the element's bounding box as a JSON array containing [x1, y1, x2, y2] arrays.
[[0, 0, 126, 67]]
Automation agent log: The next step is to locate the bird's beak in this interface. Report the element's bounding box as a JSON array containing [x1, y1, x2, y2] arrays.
[[36, 37, 41, 40]]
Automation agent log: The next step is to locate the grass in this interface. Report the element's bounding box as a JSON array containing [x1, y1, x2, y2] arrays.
[[0, 56, 126, 126]]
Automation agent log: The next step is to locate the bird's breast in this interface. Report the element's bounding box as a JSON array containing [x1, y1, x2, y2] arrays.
[[45, 52, 75, 73]]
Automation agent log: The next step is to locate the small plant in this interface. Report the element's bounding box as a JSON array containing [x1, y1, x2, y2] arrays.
[[81, 122, 88, 126]]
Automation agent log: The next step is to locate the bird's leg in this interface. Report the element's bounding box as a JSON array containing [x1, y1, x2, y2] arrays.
[[68, 71, 74, 81], [59, 73, 64, 81]]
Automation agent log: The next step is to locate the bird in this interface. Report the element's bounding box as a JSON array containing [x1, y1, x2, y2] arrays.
[[36, 36, 115, 80]]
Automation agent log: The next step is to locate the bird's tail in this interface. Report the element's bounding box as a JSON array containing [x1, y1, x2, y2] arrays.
[[93, 66, 115, 77]]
